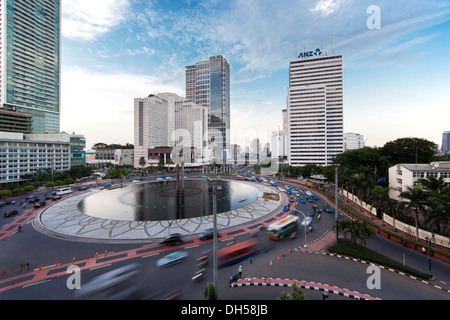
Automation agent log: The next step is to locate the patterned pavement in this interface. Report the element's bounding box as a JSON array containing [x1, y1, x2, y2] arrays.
[[33, 180, 285, 243]]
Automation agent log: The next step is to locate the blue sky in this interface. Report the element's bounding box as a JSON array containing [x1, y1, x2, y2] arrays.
[[60, 0, 450, 150]]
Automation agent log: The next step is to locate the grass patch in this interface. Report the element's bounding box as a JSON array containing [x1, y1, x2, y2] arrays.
[[328, 239, 429, 280]]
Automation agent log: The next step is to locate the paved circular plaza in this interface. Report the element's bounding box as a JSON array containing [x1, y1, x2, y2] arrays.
[[33, 180, 285, 243]]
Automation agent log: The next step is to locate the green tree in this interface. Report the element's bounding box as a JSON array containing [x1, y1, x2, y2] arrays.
[[367, 186, 391, 219], [381, 137, 438, 166], [277, 285, 308, 300], [204, 282, 217, 300], [400, 186, 429, 241], [336, 219, 376, 247]]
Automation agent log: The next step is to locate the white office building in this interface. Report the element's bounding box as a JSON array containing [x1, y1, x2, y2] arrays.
[[344, 133, 365, 151], [389, 162, 450, 200], [174, 100, 207, 152], [287, 51, 344, 166], [271, 130, 288, 162], [134, 93, 208, 167], [0, 132, 70, 184], [134, 94, 169, 167]]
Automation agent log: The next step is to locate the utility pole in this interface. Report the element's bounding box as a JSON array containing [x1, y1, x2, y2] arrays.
[[335, 164, 340, 242], [212, 180, 218, 292]]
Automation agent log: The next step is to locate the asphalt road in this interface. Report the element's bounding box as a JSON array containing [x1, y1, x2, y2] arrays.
[[1, 172, 449, 301]]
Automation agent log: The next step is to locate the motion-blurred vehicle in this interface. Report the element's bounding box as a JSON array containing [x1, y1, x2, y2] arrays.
[[218, 238, 260, 268], [323, 204, 334, 213], [300, 216, 313, 232], [75, 263, 148, 300], [160, 233, 183, 246], [156, 251, 189, 268], [4, 210, 18, 217]]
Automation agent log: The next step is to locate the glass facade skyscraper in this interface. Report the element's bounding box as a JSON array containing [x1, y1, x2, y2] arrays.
[[186, 55, 230, 162], [0, 0, 61, 134]]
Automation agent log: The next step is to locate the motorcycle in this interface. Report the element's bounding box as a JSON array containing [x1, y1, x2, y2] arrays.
[[229, 274, 239, 284], [290, 232, 296, 240], [192, 268, 205, 282]]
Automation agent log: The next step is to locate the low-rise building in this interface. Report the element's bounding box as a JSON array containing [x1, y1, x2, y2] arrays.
[[389, 161, 450, 200], [0, 132, 70, 184]]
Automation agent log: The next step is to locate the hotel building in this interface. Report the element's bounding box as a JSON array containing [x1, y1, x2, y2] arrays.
[[0, 0, 61, 134], [287, 51, 343, 166]]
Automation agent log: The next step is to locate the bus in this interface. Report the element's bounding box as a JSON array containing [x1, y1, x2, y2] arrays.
[[55, 187, 73, 196], [267, 215, 300, 241], [218, 239, 260, 268]]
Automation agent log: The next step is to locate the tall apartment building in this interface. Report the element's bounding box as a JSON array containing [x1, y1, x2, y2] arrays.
[[134, 94, 169, 167], [0, 0, 61, 134], [442, 131, 450, 154], [134, 93, 207, 167], [287, 51, 343, 166], [174, 100, 207, 152], [344, 132, 365, 151], [186, 55, 230, 162]]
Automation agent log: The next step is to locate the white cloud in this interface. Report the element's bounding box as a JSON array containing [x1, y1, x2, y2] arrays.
[[310, 0, 344, 16], [60, 66, 183, 148], [62, 0, 131, 41]]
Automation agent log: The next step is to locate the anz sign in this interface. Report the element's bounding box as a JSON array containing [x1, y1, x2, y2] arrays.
[[298, 48, 323, 59]]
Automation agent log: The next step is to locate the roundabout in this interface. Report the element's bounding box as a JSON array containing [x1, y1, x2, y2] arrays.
[[32, 179, 285, 243]]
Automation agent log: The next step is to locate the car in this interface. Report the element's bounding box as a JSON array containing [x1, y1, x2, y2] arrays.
[[156, 251, 189, 268], [160, 233, 183, 246], [51, 195, 62, 201], [4, 210, 18, 217], [283, 204, 289, 212], [165, 177, 173, 180], [306, 210, 315, 217], [311, 195, 319, 201], [33, 201, 46, 208], [307, 197, 314, 202], [132, 180, 142, 183], [324, 204, 334, 213], [299, 197, 306, 204], [287, 190, 292, 195], [289, 197, 295, 202], [199, 228, 220, 240], [300, 216, 313, 232]]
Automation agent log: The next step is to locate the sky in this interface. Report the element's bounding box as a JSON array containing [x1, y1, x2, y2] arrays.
[[60, 0, 450, 150]]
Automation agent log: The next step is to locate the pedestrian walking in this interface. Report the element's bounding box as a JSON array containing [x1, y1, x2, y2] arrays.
[[238, 266, 242, 279]]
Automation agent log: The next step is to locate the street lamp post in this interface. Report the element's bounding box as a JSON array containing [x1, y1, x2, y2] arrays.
[[294, 209, 308, 248], [335, 164, 340, 242], [212, 180, 218, 292]]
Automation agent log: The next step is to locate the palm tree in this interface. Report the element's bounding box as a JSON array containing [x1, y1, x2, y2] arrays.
[[336, 219, 376, 247], [138, 157, 146, 176], [386, 197, 402, 232], [368, 186, 391, 219], [419, 176, 446, 194], [400, 186, 428, 241], [353, 172, 372, 213]]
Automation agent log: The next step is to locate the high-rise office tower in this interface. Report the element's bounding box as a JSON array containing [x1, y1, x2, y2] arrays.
[[442, 131, 450, 154], [287, 51, 343, 166], [134, 94, 169, 167], [186, 55, 230, 162], [0, 0, 61, 134]]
